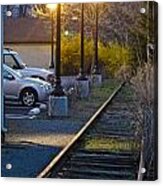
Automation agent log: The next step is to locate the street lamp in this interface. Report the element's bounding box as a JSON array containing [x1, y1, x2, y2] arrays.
[[54, 3, 64, 96], [92, 3, 100, 74], [47, 3, 64, 96], [46, 4, 57, 69], [46, 4, 57, 10], [72, 16, 78, 21], [77, 3, 87, 80], [64, 30, 69, 36]]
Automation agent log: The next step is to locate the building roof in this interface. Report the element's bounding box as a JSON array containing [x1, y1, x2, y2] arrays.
[[4, 17, 53, 44]]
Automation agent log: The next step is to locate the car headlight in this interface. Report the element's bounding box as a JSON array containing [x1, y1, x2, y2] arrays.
[[40, 84, 49, 91], [45, 85, 50, 91]]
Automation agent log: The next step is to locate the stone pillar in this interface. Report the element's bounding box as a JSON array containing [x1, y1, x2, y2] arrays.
[[48, 96, 68, 117], [75, 79, 90, 98], [91, 74, 102, 86]]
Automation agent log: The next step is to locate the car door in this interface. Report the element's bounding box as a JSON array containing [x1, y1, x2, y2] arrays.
[[3, 69, 19, 99]]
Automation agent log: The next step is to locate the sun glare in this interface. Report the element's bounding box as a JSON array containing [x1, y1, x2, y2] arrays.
[[46, 4, 57, 11]]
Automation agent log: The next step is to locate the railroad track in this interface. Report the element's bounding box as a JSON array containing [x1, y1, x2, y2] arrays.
[[37, 82, 140, 180]]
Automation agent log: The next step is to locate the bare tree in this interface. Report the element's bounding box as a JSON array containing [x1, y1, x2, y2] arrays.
[[129, 62, 156, 180]]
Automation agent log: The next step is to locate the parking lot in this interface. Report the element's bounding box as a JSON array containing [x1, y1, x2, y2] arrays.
[[5, 100, 45, 116]]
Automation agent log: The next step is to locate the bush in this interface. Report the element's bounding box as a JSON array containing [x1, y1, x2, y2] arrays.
[[61, 34, 95, 75], [98, 42, 133, 77], [61, 34, 133, 77], [61, 34, 80, 75], [115, 64, 133, 82], [130, 63, 155, 178]]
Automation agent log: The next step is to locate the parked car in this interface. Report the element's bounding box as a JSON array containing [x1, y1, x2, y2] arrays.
[[3, 48, 55, 84], [3, 64, 53, 107]]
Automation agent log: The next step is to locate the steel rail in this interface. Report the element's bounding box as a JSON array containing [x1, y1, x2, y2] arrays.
[[137, 139, 145, 180], [37, 82, 125, 178]]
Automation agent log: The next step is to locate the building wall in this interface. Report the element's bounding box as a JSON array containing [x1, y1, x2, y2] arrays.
[[4, 44, 92, 89], [4, 44, 54, 69]]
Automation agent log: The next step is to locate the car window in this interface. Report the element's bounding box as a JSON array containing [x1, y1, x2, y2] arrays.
[[4, 55, 19, 69], [14, 54, 26, 69]]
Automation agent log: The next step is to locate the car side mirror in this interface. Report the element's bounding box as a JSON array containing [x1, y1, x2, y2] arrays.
[[21, 62, 27, 67], [13, 65, 20, 69]]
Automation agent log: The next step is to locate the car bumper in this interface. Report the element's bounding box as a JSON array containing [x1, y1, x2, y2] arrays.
[[38, 88, 54, 102]]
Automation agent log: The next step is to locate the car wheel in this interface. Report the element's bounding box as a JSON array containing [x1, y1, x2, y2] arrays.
[[20, 88, 37, 107]]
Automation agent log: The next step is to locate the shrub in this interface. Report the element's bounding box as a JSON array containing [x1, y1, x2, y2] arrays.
[[130, 63, 155, 178], [61, 34, 80, 75], [61, 34, 133, 77], [99, 42, 133, 77]]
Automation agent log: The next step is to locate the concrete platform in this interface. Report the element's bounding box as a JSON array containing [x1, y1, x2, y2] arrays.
[[91, 74, 102, 86], [75, 79, 90, 98], [48, 96, 68, 117]]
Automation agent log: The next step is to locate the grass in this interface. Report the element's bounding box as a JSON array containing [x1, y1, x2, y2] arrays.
[[80, 83, 140, 153], [69, 79, 120, 121], [84, 137, 140, 152], [120, 84, 136, 101]]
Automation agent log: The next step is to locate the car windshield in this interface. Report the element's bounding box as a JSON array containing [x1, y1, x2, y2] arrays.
[[14, 54, 26, 69]]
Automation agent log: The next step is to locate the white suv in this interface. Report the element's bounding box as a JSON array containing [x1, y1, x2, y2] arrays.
[[3, 64, 53, 106], [3, 48, 55, 83]]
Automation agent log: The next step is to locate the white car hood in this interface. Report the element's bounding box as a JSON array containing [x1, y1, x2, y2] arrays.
[[17, 67, 54, 78], [23, 77, 50, 86], [19, 77, 54, 94]]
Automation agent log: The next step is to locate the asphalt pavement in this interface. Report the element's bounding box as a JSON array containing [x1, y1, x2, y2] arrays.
[[2, 100, 84, 177], [5, 100, 42, 115], [1, 142, 61, 177]]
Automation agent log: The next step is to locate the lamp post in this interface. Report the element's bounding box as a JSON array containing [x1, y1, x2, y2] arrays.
[[47, 4, 56, 69], [50, 12, 55, 69], [75, 3, 89, 98], [64, 30, 69, 36], [54, 3, 64, 96], [92, 3, 100, 74], [47, 4, 64, 96], [77, 3, 87, 80], [47, 4, 67, 117]]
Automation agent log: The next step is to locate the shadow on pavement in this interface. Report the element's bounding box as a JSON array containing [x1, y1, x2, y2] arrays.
[[1, 141, 61, 178]]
